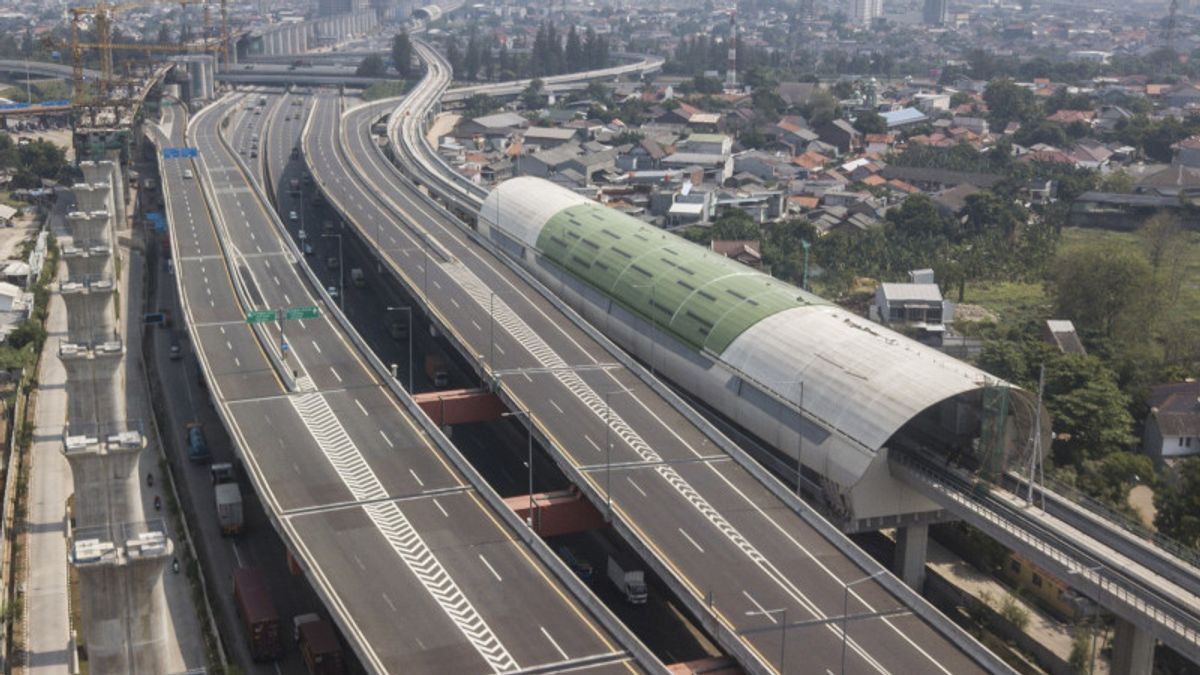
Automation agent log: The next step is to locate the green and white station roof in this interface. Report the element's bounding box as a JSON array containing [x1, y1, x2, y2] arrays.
[[483, 177, 1040, 477]]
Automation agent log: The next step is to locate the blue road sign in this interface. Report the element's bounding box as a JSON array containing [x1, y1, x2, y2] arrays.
[[160, 147, 198, 159]]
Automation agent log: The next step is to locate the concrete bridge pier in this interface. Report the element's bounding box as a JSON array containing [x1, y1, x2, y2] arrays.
[[62, 432, 145, 531], [79, 162, 126, 231], [59, 280, 117, 343], [1111, 618, 1155, 675], [65, 211, 112, 248], [71, 184, 111, 214], [61, 244, 112, 280], [892, 522, 929, 590], [71, 525, 171, 674], [60, 342, 127, 432]]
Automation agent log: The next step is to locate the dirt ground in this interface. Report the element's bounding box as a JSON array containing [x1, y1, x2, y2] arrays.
[[10, 128, 74, 163]]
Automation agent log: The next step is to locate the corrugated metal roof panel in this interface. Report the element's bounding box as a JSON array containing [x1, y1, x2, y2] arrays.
[[722, 305, 998, 452]]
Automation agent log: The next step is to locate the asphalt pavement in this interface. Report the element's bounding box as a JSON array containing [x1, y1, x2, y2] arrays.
[[157, 91, 645, 674], [305, 91, 998, 675]]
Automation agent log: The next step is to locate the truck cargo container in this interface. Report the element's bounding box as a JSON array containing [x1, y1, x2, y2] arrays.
[[215, 482, 243, 535], [296, 615, 346, 674], [607, 554, 648, 604], [233, 567, 281, 661]]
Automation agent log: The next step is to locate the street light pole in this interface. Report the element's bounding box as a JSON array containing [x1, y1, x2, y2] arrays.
[[603, 387, 633, 522], [387, 305, 412, 391], [745, 607, 788, 674], [842, 571, 885, 674]]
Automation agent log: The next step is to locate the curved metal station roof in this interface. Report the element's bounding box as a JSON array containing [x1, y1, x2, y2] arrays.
[[484, 177, 1040, 467]]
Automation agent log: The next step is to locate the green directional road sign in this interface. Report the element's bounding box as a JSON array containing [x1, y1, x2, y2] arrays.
[[245, 309, 278, 324], [284, 306, 320, 321]]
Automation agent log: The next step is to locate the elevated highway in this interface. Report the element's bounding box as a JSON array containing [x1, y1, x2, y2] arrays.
[[302, 62, 1012, 675], [388, 41, 1200, 674], [154, 92, 656, 674]]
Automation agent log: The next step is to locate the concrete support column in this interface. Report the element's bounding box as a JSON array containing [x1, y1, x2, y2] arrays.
[[61, 348, 127, 438], [80, 162, 126, 232], [71, 527, 171, 674], [61, 247, 112, 280], [1111, 618, 1155, 675], [62, 441, 142, 531], [65, 211, 112, 249], [71, 184, 110, 214], [60, 284, 117, 343], [892, 523, 929, 590]]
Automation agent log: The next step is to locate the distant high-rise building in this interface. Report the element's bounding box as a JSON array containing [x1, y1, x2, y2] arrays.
[[852, 0, 883, 24], [923, 0, 947, 25], [318, 0, 365, 16]]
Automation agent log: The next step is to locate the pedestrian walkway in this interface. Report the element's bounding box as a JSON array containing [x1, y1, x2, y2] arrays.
[[25, 199, 73, 675], [23, 190, 208, 673]]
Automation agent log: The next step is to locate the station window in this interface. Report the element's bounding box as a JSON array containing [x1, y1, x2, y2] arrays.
[[1009, 559, 1021, 575], [1032, 574, 1043, 588]]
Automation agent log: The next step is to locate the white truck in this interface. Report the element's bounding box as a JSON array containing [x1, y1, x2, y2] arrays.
[[606, 555, 648, 604], [350, 267, 365, 288], [211, 463, 244, 535]]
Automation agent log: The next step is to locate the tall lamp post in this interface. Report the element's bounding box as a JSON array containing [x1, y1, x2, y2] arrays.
[[745, 607, 788, 674], [502, 409, 536, 529], [604, 387, 634, 522], [386, 305, 413, 391], [322, 232, 343, 309], [842, 570, 885, 674], [630, 280, 662, 378]]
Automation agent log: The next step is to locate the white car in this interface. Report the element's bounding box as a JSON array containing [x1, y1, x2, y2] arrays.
[[327, 286, 339, 299], [288, 211, 298, 222], [182, 169, 193, 179]]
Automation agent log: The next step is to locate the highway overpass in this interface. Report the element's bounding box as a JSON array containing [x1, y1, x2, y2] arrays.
[[298, 47, 1015, 675], [154, 92, 657, 674]]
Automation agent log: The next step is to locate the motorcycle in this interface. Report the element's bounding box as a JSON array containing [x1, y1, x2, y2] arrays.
[[172, 558, 179, 574], [147, 472, 154, 487], [153, 495, 161, 511]]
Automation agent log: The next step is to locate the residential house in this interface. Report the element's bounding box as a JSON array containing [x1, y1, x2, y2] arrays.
[[878, 166, 1002, 191], [1142, 382, 1200, 463], [1164, 82, 1200, 108], [522, 126, 578, 149], [1046, 109, 1096, 126], [816, 120, 861, 155], [871, 270, 953, 344], [932, 183, 980, 218], [880, 107, 929, 129], [455, 111, 529, 139], [1067, 141, 1113, 170], [1171, 136, 1200, 168], [711, 239, 764, 268], [777, 81, 818, 110]]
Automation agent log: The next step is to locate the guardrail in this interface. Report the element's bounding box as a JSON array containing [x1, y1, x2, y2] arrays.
[[893, 451, 1200, 662], [299, 95, 668, 675], [342, 77, 1020, 672]]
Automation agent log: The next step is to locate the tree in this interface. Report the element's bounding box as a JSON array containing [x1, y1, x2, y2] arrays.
[[1098, 170, 1134, 193], [565, 25, 583, 72], [392, 30, 413, 78], [464, 31, 481, 81], [1049, 239, 1154, 339], [521, 78, 545, 111], [355, 55, 387, 78], [690, 74, 723, 95], [446, 41, 463, 76], [886, 193, 947, 240], [1155, 458, 1200, 548], [853, 110, 887, 135], [983, 78, 1037, 128], [462, 93, 497, 118], [1077, 452, 1154, 508]]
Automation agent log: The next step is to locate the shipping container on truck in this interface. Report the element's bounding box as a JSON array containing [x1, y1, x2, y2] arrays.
[[297, 616, 346, 675], [233, 567, 282, 661], [606, 554, 648, 604], [211, 463, 243, 535]]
